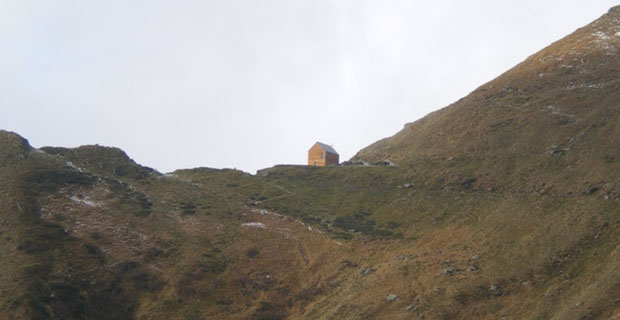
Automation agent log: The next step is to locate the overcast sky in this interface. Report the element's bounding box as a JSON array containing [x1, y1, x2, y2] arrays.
[[1, 1, 617, 173]]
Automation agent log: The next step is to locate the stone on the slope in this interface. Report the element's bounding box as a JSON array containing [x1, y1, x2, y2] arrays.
[[373, 159, 396, 166], [396, 254, 411, 261], [443, 267, 454, 274], [360, 268, 375, 276], [386, 294, 399, 302], [467, 265, 479, 272]]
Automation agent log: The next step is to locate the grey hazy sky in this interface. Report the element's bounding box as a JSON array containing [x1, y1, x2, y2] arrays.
[[1, 1, 617, 173]]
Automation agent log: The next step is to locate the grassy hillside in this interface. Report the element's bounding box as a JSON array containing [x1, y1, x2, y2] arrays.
[[354, 6, 620, 197], [2, 5, 620, 320]]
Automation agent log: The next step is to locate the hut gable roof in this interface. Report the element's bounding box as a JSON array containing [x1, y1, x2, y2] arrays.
[[314, 142, 339, 155]]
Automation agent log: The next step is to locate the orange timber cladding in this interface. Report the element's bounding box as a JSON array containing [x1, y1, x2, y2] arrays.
[[308, 142, 339, 166]]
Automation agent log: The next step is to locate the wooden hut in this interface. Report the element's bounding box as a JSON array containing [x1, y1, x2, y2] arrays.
[[308, 142, 339, 166]]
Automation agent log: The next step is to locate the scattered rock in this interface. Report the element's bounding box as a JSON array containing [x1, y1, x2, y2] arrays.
[[396, 254, 411, 261], [490, 284, 504, 296], [341, 260, 357, 268], [471, 255, 480, 260], [583, 187, 599, 195], [521, 280, 529, 286], [467, 265, 479, 272], [548, 148, 569, 157], [360, 268, 375, 276], [403, 183, 413, 189], [443, 267, 454, 275], [405, 305, 416, 312], [373, 159, 396, 166], [341, 160, 368, 166], [386, 294, 399, 302], [241, 222, 267, 229], [461, 178, 477, 188]]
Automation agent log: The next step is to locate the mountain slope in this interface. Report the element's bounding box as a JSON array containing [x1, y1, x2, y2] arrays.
[[0, 131, 372, 319], [347, 7, 620, 318], [354, 6, 620, 196], [2, 6, 620, 320]]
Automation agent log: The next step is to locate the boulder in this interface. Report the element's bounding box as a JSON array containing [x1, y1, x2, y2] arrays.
[[386, 294, 399, 302]]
